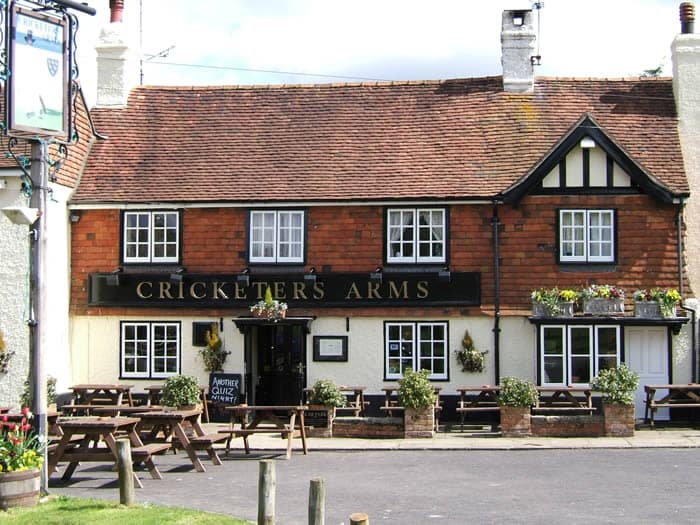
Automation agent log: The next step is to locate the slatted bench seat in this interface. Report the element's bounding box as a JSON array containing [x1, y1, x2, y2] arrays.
[[188, 433, 229, 449], [456, 404, 500, 430], [218, 427, 293, 455], [532, 406, 596, 413], [131, 442, 172, 457]]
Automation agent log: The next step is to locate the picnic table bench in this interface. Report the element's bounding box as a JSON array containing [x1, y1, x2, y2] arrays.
[[644, 384, 700, 427], [456, 385, 501, 430], [532, 386, 594, 414], [303, 386, 368, 417]]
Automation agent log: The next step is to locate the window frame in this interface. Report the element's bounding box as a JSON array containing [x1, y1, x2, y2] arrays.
[[386, 207, 447, 264], [120, 321, 181, 379], [384, 320, 449, 381], [122, 210, 181, 264], [558, 209, 615, 264], [249, 209, 306, 264], [539, 323, 620, 386]]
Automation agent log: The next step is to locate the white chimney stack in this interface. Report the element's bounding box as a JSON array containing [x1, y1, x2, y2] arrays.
[[501, 9, 536, 93], [672, 2, 700, 295], [95, 0, 138, 107]]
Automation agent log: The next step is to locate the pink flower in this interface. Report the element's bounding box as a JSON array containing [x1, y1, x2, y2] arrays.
[[22, 407, 29, 416]]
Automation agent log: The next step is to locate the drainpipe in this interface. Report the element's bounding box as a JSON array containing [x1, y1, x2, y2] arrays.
[[491, 203, 501, 381], [677, 203, 699, 381]]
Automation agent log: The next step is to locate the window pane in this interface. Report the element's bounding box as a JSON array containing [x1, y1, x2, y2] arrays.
[[544, 356, 564, 383], [571, 357, 591, 383]]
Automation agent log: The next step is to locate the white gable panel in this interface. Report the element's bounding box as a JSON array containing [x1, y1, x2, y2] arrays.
[[542, 166, 560, 188], [565, 148, 583, 187], [612, 161, 632, 187], [589, 147, 607, 186]]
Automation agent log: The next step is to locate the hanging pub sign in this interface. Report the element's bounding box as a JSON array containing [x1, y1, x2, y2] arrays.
[[88, 271, 481, 308], [5, 2, 70, 138]]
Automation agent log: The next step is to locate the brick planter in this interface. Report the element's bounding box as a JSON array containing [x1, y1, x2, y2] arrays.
[[500, 406, 531, 437], [603, 403, 635, 437], [404, 407, 435, 438]]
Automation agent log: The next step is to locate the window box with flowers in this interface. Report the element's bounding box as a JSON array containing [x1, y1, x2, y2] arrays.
[[634, 288, 681, 318], [581, 284, 625, 315], [530, 288, 577, 317], [250, 286, 288, 321]]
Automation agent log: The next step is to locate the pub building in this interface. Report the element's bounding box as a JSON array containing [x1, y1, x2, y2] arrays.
[[65, 6, 700, 422]]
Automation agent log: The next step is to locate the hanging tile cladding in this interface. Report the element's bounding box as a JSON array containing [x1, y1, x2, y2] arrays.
[[497, 194, 688, 311], [71, 77, 687, 205]]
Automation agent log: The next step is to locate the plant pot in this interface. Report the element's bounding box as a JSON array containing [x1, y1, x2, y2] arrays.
[[602, 403, 635, 437], [404, 407, 435, 438], [531, 301, 574, 317], [0, 468, 40, 510], [500, 406, 531, 437], [583, 298, 624, 316], [634, 301, 661, 318]]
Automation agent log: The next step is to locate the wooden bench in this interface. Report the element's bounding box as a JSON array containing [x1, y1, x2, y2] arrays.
[[188, 433, 229, 450], [131, 442, 172, 458], [532, 406, 595, 414], [456, 386, 502, 430], [218, 427, 294, 455], [644, 384, 700, 427]]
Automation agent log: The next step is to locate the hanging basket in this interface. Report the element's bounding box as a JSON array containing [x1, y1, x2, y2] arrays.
[[0, 468, 40, 510]]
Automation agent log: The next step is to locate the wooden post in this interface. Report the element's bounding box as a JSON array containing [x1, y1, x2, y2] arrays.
[[350, 512, 369, 525], [116, 439, 135, 506], [258, 459, 276, 525], [308, 478, 325, 525]]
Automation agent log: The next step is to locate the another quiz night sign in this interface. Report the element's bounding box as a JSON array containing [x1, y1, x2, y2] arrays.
[[88, 272, 480, 308]]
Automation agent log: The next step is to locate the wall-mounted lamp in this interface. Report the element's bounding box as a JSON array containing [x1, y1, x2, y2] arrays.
[[580, 137, 596, 149], [236, 268, 250, 287], [304, 267, 317, 286], [1, 206, 40, 225], [370, 266, 383, 283], [106, 268, 123, 287], [169, 267, 186, 284], [69, 211, 81, 223], [438, 266, 451, 283]]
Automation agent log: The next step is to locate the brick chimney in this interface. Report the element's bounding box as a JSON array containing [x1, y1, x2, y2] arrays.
[[672, 3, 700, 296], [95, 0, 138, 107], [501, 9, 536, 93]]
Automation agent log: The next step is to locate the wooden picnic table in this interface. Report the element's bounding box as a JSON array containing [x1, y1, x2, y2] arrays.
[[533, 386, 594, 414], [135, 408, 226, 473], [456, 385, 501, 430], [379, 385, 443, 430], [62, 383, 135, 415], [48, 416, 170, 488], [222, 405, 308, 460], [644, 383, 700, 427], [303, 385, 368, 416], [144, 384, 210, 423]]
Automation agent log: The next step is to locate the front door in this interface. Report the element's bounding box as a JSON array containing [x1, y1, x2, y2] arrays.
[[248, 324, 306, 405], [626, 326, 669, 420]]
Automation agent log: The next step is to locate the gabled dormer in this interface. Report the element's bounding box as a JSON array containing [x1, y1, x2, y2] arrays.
[[502, 114, 681, 204]]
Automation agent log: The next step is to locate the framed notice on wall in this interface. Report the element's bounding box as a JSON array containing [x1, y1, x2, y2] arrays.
[[313, 336, 348, 362]]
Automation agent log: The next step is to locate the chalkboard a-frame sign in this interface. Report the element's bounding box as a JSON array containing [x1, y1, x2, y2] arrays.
[[208, 373, 242, 405]]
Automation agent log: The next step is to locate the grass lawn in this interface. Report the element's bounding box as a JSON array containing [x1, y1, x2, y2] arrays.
[[0, 495, 252, 524]]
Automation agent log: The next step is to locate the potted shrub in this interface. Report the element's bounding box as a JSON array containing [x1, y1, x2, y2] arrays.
[[634, 288, 681, 318], [398, 369, 436, 438], [498, 376, 538, 437], [306, 379, 346, 437], [0, 407, 43, 510], [250, 285, 288, 320], [530, 288, 577, 317], [591, 364, 639, 437], [581, 284, 625, 315], [454, 330, 487, 373], [199, 322, 230, 372], [160, 374, 201, 409]]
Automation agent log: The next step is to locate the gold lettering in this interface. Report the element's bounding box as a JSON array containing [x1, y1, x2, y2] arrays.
[[345, 282, 362, 300], [212, 281, 229, 299], [159, 282, 174, 299], [292, 281, 308, 300], [416, 280, 429, 299], [312, 281, 325, 300], [136, 281, 153, 299], [367, 281, 382, 299], [388, 280, 409, 299], [234, 283, 247, 299], [190, 281, 206, 299], [274, 281, 286, 300], [254, 281, 267, 299]]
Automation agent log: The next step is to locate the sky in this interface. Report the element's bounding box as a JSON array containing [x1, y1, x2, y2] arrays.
[[72, 0, 685, 106]]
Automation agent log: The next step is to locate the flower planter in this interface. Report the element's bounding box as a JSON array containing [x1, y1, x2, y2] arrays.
[[602, 403, 635, 437], [403, 407, 435, 438], [583, 298, 624, 316], [531, 301, 574, 318], [0, 468, 40, 510], [500, 406, 531, 437], [634, 301, 661, 318]]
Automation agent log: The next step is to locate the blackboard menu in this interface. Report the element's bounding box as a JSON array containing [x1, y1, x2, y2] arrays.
[[208, 373, 242, 405]]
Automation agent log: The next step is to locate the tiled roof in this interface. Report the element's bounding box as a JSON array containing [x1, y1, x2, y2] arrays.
[[71, 76, 687, 204]]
